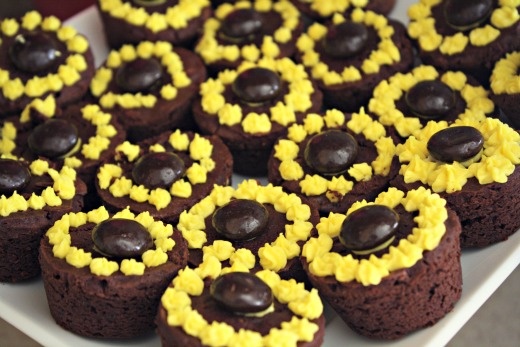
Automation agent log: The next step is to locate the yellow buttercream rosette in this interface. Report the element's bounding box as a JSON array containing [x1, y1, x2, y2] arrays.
[[296, 9, 401, 86], [408, 0, 520, 54], [302, 186, 448, 286], [160, 251, 323, 346], [368, 65, 495, 138], [199, 57, 315, 135], [0, 11, 91, 108], [46, 206, 177, 276], [177, 179, 316, 273], [195, 0, 302, 65], [90, 41, 192, 110], [0, 156, 78, 217], [396, 117, 520, 193]]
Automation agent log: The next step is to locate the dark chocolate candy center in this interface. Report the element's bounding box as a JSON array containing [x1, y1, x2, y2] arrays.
[[220, 8, 263, 40], [132, 152, 185, 189], [28, 119, 79, 159], [210, 272, 273, 314], [132, 0, 167, 6], [304, 130, 358, 175], [322, 20, 368, 58], [427, 126, 484, 163], [116, 58, 163, 93], [9, 32, 60, 74], [444, 0, 493, 31], [0, 159, 31, 194], [405, 80, 455, 120], [212, 199, 268, 241], [92, 218, 154, 258], [232, 67, 282, 103], [339, 204, 399, 253]]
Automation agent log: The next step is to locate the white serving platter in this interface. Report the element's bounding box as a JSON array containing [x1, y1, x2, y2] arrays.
[[1, 2, 519, 347]]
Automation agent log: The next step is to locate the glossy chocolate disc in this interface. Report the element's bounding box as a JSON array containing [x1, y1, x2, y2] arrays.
[[220, 8, 263, 40], [133, 0, 167, 6], [0, 159, 31, 194], [405, 80, 456, 120], [115, 58, 163, 93], [444, 0, 493, 31], [132, 152, 185, 189], [304, 130, 358, 175], [232, 67, 282, 103], [9, 32, 60, 73], [28, 119, 79, 159], [92, 218, 153, 258], [212, 199, 268, 241], [339, 204, 399, 253], [210, 272, 273, 314], [427, 126, 484, 163], [322, 20, 368, 58]]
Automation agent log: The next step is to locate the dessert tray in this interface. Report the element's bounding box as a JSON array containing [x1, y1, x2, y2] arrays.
[[1, 2, 520, 347]]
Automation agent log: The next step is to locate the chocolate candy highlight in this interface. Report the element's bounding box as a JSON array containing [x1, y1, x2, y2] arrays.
[[132, 0, 167, 6], [405, 80, 455, 120], [427, 126, 484, 163], [28, 119, 80, 159], [212, 199, 268, 241], [339, 204, 399, 254], [9, 32, 60, 74], [304, 130, 358, 175], [444, 0, 493, 31], [0, 159, 31, 194], [115, 58, 164, 93], [322, 20, 368, 59], [232, 67, 282, 103], [92, 218, 153, 258], [132, 152, 185, 189], [210, 272, 273, 314], [220, 8, 263, 41]]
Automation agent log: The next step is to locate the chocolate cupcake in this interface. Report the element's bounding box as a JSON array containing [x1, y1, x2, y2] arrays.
[[195, 0, 304, 74], [2, 97, 126, 209], [407, 0, 520, 86], [0, 11, 95, 118], [294, 10, 414, 112], [301, 187, 462, 339], [391, 117, 520, 248], [90, 40, 206, 142], [96, 0, 212, 49], [156, 262, 325, 346], [0, 156, 86, 282], [39, 206, 189, 338], [177, 179, 320, 283], [290, 0, 396, 21], [368, 65, 496, 139], [193, 58, 322, 176], [489, 51, 520, 129], [268, 108, 399, 215], [95, 129, 233, 224]]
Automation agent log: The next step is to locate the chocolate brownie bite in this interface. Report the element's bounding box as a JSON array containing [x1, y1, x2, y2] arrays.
[[193, 58, 323, 176], [96, 129, 233, 224], [0, 11, 95, 118], [156, 260, 325, 346], [391, 118, 520, 248], [2, 97, 126, 209], [39, 205, 189, 338], [290, 0, 396, 21], [0, 156, 86, 282], [294, 10, 414, 112], [195, 0, 305, 74], [490, 51, 520, 129], [368, 65, 496, 139], [301, 187, 462, 340], [407, 0, 520, 86], [268, 108, 399, 215], [177, 179, 320, 283], [90, 40, 206, 142], [96, 0, 212, 49]]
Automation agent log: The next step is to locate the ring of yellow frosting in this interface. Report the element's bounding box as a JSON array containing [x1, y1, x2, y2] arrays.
[[490, 51, 520, 94], [298, 0, 371, 17]]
